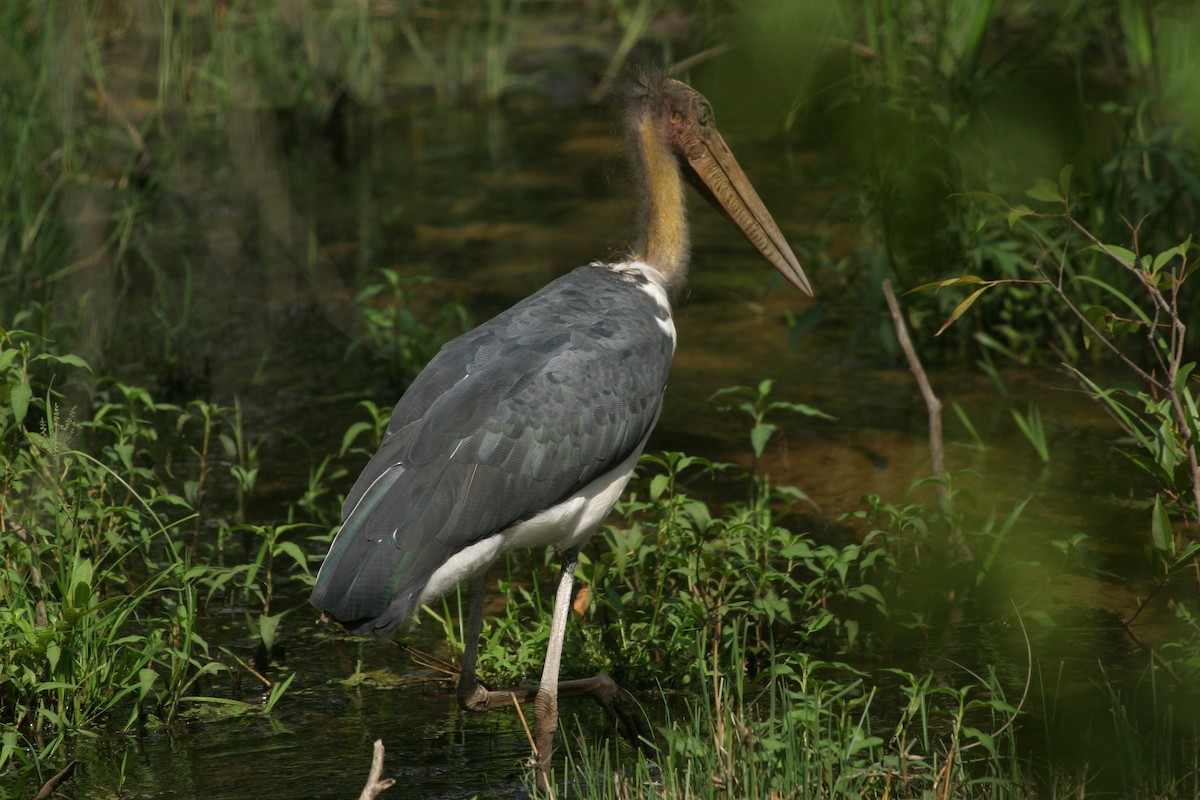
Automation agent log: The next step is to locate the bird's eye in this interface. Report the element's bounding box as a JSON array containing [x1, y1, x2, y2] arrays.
[[698, 104, 712, 126]]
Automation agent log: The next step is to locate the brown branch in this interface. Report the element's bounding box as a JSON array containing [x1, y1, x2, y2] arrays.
[[882, 279, 970, 560], [33, 760, 76, 800], [358, 740, 395, 800], [882, 280, 946, 497]]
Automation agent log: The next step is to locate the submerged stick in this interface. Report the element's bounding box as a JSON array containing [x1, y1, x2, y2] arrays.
[[33, 760, 76, 800], [357, 740, 395, 800]]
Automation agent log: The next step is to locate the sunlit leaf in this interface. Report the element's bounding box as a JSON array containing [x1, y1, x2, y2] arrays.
[[936, 285, 990, 335], [1088, 243, 1136, 267], [1151, 494, 1174, 559], [339, 421, 375, 456], [1026, 178, 1064, 203], [750, 423, 777, 459], [1151, 236, 1191, 275], [1082, 305, 1115, 343], [46, 644, 62, 674], [909, 274, 987, 294], [1177, 362, 1196, 394], [138, 668, 159, 702], [964, 726, 997, 755], [258, 613, 283, 652], [10, 376, 31, 427], [273, 541, 310, 572]]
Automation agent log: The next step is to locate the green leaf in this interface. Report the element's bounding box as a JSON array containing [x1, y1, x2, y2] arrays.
[[649, 473, 670, 500], [1058, 164, 1073, 198], [33, 353, 92, 371], [956, 190, 1010, 207], [772, 401, 835, 419], [908, 274, 987, 294], [114, 442, 134, 471], [1150, 235, 1191, 274], [273, 541, 310, 572], [339, 422, 375, 456], [1175, 361, 1196, 394], [1088, 243, 1136, 267], [46, 644, 62, 674], [258, 613, 283, 653], [963, 726, 997, 755], [1083, 304, 1114, 335], [936, 285, 990, 335], [787, 302, 828, 344], [1006, 204, 1034, 227], [10, 376, 31, 427], [1026, 177, 1064, 203], [1151, 494, 1174, 558], [750, 423, 776, 459], [138, 668, 159, 701]]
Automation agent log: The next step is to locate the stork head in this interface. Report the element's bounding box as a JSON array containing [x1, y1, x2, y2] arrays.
[[625, 71, 813, 296]]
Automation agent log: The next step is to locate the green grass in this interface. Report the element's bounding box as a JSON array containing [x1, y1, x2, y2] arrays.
[[0, 328, 309, 791]]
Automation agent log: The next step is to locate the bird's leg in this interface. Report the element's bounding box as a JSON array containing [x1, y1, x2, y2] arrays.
[[453, 554, 654, 793], [455, 575, 491, 711], [455, 576, 542, 712], [530, 545, 579, 792]]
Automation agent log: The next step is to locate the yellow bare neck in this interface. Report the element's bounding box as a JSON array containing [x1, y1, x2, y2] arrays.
[[631, 116, 690, 292]]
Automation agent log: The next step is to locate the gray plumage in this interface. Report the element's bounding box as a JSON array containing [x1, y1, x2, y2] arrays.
[[310, 264, 674, 635]]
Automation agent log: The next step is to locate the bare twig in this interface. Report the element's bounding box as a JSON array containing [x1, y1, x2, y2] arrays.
[[511, 696, 557, 800], [403, 644, 460, 679], [882, 280, 970, 559], [357, 740, 395, 800]]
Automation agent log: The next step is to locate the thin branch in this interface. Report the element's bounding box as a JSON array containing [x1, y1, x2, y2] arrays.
[[1030, 245, 1162, 390], [882, 279, 970, 560], [883, 280, 947, 498]]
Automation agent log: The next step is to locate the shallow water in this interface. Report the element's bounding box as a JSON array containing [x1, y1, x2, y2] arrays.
[[48, 81, 1177, 799]]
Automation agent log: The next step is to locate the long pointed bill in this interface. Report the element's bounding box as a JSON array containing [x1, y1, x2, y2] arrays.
[[686, 127, 813, 296]]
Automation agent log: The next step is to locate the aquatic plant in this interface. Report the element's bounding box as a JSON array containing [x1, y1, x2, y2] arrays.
[[346, 269, 472, 391], [0, 329, 301, 790], [552, 638, 1029, 799]]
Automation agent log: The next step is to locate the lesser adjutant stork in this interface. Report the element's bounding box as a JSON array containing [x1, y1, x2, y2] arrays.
[[310, 69, 812, 792]]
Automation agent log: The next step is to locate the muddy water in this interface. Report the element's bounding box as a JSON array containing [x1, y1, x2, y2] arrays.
[[63, 97, 1167, 798]]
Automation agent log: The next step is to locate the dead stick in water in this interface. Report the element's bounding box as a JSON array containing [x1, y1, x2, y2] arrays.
[[33, 760, 76, 800], [358, 740, 395, 800], [881, 279, 971, 561]]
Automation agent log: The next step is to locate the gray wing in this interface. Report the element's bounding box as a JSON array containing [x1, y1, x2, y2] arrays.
[[309, 265, 674, 635]]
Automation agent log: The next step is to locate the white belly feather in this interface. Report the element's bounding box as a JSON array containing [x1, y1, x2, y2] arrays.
[[416, 435, 651, 607]]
